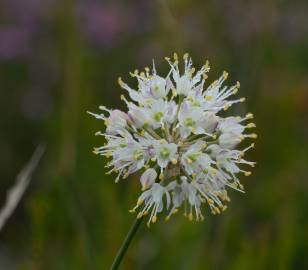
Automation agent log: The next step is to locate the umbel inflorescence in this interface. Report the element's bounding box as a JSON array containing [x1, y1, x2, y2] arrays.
[[89, 53, 256, 227]]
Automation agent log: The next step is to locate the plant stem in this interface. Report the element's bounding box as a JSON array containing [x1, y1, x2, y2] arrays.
[[110, 217, 143, 270]]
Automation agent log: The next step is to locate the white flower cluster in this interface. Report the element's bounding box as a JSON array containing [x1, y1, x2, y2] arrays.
[[89, 53, 256, 227]]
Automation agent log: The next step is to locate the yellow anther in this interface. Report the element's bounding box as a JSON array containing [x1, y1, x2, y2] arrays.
[[159, 173, 164, 180], [239, 184, 244, 190], [203, 74, 208, 80], [222, 205, 227, 211], [188, 213, 193, 221], [152, 216, 157, 223], [233, 88, 238, 95], [224, 104, 230, 111], [240, 97, 246, 102], [134, 69, 139, 75], [214, 207, 220, 214], [160, 139, 167, 144], [165, 216, 170, 221], [236, 81, 241, 88], [183, 53, 189, 60], [207, 199, 214, 205], [246, 123, 256, 128], [223, 71, 229, 79], [250, 133, 258, 139], [151, 157, 156, 162], [140, 72, 145, 77], [205, 95, 213, 101], [172, 88, 177, 97], [129, 209, 135, 213], [244, 171, 252, 176], [137, 212, 143, 219], [173, 52, 178, 61], [118, 77, 125, 87], [137, 199, 143, 206], [145, 67, 150, 72], [246, 113, 254, 119], [171, 159, 178, 165], [165, 57, 170, 61], [120, 94, 125, 100]]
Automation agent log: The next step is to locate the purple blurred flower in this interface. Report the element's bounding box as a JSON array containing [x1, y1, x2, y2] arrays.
[[78, 1, 153, 48], [0, 0, 54, 60], [278, 6, 308, 43], [3, 0, 53, 25], [79, 3, 128, 47], [0, 27, 34, 59]]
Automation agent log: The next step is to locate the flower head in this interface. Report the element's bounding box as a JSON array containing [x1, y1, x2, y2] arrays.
[[89, 53, 256, 225]]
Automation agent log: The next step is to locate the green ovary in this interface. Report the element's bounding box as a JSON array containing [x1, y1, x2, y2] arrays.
[[185, 117, 195, 127], [160, 147, 170, 159], [154, 112, 164, 122]]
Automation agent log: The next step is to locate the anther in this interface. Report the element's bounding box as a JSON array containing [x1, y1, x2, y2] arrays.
[[223, 71, 229, 79], [118, 77, 124, 87], [152, 216, 157, 223], [244, 171, 251, 176], [171, 159, 178, 165], [246, 113, 254, 119], [173, 52, 178, 61], [246, 123, 256, 128]]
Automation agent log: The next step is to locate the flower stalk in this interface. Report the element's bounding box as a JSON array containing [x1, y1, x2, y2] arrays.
[[110, 217, 144, 270]]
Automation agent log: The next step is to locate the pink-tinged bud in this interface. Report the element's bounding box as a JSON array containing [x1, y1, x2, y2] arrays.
[[110, 109, 129, 121], [128, 106, 149, 128], [202, 112, 219, 133], [219, 132, 242, 149], [106, 110, 128, 135], [140, 168, 157, 190]]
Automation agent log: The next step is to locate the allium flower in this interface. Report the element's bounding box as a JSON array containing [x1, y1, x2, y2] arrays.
[[89, 53, 256, 227]]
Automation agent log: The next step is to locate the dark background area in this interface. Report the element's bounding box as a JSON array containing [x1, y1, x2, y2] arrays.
[[0, 0, 307, 269]]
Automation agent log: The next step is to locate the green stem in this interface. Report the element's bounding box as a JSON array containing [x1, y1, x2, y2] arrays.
[[110, 217, 144, 270]]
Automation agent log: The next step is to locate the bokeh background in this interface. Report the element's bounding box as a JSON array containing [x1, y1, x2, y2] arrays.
[[1, 0, 308, 269]]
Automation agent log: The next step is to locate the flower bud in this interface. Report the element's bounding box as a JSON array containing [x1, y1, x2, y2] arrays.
[[140, 168, 157, 190]]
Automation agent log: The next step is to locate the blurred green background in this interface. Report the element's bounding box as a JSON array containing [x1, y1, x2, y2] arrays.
[[1, 0, 308, 269]]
